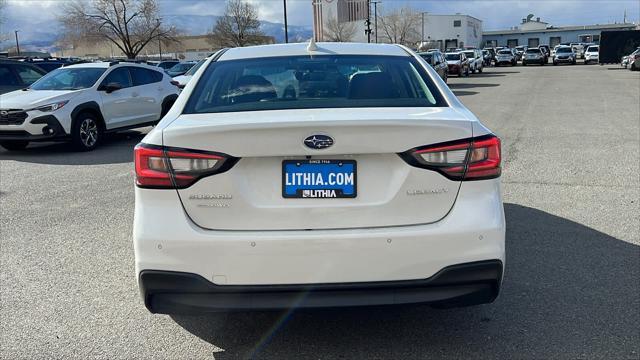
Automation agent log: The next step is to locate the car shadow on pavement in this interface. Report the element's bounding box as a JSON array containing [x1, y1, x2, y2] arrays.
[[170, 203, 639, 359], [452, 90, 479, 97], [0, 129, 148, 165], [467, 73, 507, 77], [448, 83, 500, 90]]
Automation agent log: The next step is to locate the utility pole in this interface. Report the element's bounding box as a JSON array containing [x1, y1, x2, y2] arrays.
[[421, 12, 428, 45], [14, 30, 20, 56], [371, 1, 380, 43], [365, 0, 372, 43], [283, 0, 289, 43], [421, 13, 424, 43], [156, 19, 163, 61]]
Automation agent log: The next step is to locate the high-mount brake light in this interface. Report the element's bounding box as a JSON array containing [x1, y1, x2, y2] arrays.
[[400, 134, 501, 181], [134, 144, 238, 189]]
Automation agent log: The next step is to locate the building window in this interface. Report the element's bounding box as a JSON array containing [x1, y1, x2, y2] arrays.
[[593, 34, 600, 44], [337, 0, 368, 23], [507, 39, 518, 47], [549, 37, 561, 47], [528, 38, 539, 47], [453, 20, 461, 27]]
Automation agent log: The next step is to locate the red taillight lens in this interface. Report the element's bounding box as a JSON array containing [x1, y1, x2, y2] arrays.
[[400, 134, 501, 181], [134, 143, 238, 189], [465, 135, 501, 180]]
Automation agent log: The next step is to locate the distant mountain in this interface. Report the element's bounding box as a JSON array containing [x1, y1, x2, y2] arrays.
[[0, 14, 313, 52], [165, 15, 313, 43]]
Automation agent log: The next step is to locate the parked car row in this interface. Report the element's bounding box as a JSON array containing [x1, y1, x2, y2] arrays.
[[480, 44, 605, 67], [418, 48, 487, 81]]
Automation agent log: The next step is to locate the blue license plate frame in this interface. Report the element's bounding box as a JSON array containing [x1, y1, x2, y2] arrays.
[[282, 159, 357, 199]]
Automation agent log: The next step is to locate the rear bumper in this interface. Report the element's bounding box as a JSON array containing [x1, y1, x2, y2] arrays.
[[135, 178, 505, 295], [141, 260, 503, 313]]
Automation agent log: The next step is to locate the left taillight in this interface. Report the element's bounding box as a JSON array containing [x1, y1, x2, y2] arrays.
[[400, 134, 501, 181], [134, 143, 238, 189]]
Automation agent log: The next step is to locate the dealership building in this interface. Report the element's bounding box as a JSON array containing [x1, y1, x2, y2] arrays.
[[482, 16, 637, 48], [420, 14, 483, 50]]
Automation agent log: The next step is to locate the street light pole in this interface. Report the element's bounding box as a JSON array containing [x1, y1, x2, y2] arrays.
[[371, 1, 380, 43], [14, 30, 20, 56], [156, 18, 163, 61], [283, 0, 289, 43], [421, 12, 427, 45]]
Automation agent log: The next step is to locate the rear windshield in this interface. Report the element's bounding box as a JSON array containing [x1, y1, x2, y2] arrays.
[[526, 49, 541, 53], [445, 53, 460, 60], [556, 47, 572, 53], [587, 46, 599, 52], [498, 50, 512, 54], [463, 51, 475, 58], [183, 55, 445, 114]]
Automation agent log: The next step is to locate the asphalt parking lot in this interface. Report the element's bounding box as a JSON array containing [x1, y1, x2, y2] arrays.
[[1, 64, 638, 359]]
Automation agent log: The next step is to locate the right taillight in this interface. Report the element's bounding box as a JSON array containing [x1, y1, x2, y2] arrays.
[[400, 134, 501, 181], [134, 143, 238, 189]]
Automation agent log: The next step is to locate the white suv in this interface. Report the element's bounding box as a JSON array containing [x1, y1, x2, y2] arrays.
[[134, 43, 505, 314], [0, 62, 179, 151], [584, 45, 599, 65]]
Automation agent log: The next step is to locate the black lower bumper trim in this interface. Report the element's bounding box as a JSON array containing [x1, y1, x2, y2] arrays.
[[0, 115, 67, 142], [140, 260, 503, 314]]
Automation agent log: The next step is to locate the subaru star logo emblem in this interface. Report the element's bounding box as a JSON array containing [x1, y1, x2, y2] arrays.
[[304, 134, 334, 150]]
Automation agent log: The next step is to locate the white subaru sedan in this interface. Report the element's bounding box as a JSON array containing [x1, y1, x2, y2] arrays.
[[133, 42, 505, 314]]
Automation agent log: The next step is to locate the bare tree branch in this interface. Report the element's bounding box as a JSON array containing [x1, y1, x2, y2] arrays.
[[378, 6, 420, 47], [58, 0, 180, 59], [209, 0, 266, 47], [0, 0, 6, 27], [323, 10, 357, 42]]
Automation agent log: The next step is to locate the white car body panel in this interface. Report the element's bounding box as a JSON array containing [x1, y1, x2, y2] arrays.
[[171, 74, 192, 87]]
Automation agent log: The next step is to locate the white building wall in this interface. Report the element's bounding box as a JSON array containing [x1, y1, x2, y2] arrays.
[[422, 14, 483, 49]]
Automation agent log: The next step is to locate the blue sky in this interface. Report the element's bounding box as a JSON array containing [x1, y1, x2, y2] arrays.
[[1, 0, 638, 46]]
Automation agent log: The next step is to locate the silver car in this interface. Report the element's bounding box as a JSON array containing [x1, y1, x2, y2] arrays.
[[522, 48, 546, 66], [495, 49, 516, 66], [553, 46, 577, 65]]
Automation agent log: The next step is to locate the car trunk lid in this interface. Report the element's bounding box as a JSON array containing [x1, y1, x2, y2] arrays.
[[161, 107, 473, 231]]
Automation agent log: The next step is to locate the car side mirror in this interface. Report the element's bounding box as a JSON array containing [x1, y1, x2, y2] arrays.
[[100, 82, 122, 93]]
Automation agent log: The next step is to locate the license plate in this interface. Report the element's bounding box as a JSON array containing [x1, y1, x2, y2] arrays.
[[282, 160, 357, 198]]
